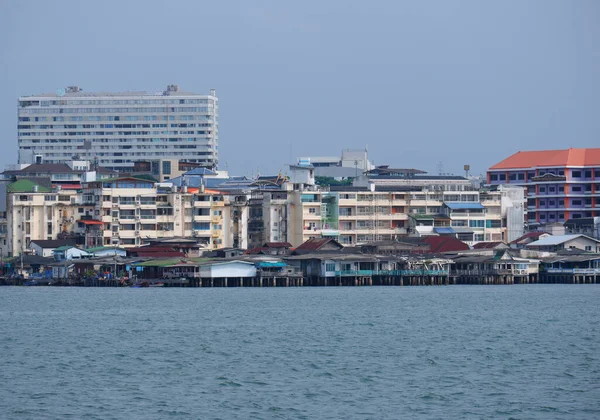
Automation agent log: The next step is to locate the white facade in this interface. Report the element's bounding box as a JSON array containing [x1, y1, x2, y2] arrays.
[[18, 85, 218, 170], [198, 261, 257, 278]]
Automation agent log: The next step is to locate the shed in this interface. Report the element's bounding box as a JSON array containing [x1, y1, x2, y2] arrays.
[[199, 261, 257, 279]]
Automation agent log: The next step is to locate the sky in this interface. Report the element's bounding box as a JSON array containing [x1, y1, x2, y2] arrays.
[[1, 0, 599, 178]]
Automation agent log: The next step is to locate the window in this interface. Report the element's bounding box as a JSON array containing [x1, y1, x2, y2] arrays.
[[490, 174, 498, 181], [325, 263, 336, 272], [572, 200, 582, 206], [162, 161, 171, 175], [498, 174, 506, 181], [539, 187, 546, 193], [308, 208, 317, 214], [540, 214, 546, 220], [509, 174, 517, 181], [469, 220, 485, 228], [559, 186, 564, 192], [584, 170, 592, 178], [486, 220, 501, 228], [572, 171, 581, 178], [518, 173, 525, 180], [539, 200, 545, 206], [585, 246, 592, 251], [572, 186, 582, 192]]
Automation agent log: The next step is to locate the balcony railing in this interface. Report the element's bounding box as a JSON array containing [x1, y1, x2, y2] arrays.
[[334, 269, 449, 277], [546, 268, 600, 274]]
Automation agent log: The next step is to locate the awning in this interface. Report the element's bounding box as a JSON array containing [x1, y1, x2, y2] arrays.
[[444, 202, 485, 210], [79, 220, 104, 225], [453, 227, 475, 233], [434, 227, 456, 234], [55, 184, 81, 190], [257, 262, 287, 268]]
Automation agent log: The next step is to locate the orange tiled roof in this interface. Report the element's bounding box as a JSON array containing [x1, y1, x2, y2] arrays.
[[489, 148, 600, 170]]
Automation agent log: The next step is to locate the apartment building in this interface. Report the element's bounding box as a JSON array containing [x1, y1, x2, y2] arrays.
[[3, 176, 227, 256], [487, 148, 600, 227], [245, 164, 524, 248], [18, 85, 218, 171], [83, 178, 225, 248], [4, 179, 95, 257]]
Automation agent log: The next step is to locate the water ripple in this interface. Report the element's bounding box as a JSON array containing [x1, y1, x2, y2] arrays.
[[0, 285, 599, 419]]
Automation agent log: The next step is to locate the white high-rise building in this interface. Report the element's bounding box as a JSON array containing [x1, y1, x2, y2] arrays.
[[18, 85, 218, 171]]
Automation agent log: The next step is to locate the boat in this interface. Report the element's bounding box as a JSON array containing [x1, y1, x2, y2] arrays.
[[149, 282, 164, 287], [23, 280, 39, 286]]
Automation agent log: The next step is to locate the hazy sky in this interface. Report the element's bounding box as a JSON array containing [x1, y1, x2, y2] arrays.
[[1, 0, 598, 177]]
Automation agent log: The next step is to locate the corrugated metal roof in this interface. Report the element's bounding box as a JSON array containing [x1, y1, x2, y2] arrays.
[[528, 234, 599, 246]]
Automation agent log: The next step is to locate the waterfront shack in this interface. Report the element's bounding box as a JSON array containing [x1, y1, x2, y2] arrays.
[[450, 249, 538, 284], [285, 252, 452, 286], [540, 250, 600, 284]]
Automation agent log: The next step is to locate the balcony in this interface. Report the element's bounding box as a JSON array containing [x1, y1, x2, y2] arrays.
[[303, 212, 321, 219], [334, 269, 448, 277], [193, 200, 212, 207]]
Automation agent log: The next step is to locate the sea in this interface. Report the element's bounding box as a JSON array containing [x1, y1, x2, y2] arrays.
[[0, 285, 599, 420]]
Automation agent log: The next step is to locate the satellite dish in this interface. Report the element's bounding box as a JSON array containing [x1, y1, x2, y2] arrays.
[[56, 88, 66, 97]]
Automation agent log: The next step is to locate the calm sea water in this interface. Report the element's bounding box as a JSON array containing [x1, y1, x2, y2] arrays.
[[1, 285, 599, 420]]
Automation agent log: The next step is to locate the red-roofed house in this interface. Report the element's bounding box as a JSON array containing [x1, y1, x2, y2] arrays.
[[487, 148, 600, 226], [510, 232, 551, 249], [245, 242, 293, 256], [421, 236, 469, 253], [294, 238, 344, 254]]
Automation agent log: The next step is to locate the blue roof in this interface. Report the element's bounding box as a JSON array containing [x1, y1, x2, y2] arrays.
[[444, 202, 485, 210], [434, 227, 456, 234]]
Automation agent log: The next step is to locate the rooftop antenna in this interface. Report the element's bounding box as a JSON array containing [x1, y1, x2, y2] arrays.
[[436, 161, 444, 176]]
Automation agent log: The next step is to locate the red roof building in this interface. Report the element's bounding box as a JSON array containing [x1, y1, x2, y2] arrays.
[[487, 148, 600, 226], [294, 238, 344, 254], [421, 236, 469, 253]]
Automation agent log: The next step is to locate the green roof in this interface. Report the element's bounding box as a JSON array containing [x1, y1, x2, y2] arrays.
[[7, 179, 51, 193], [86, 246, 125, 253], [54, 245, 74, 252]]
